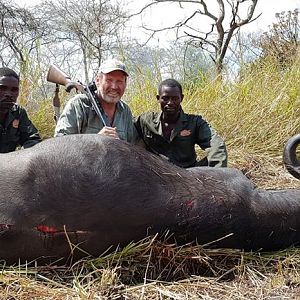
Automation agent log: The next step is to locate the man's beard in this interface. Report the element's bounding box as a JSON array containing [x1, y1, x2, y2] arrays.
[[102, 94, 120, 104], [99, 89, 121, 104]]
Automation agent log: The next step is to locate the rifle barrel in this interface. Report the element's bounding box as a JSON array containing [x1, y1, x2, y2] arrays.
[[84, 85, 108, 127]]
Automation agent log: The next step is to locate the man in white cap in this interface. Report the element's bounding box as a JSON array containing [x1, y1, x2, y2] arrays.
[[54, 58, 137, 143]]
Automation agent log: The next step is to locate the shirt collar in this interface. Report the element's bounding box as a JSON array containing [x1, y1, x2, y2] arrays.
[[157, 108, 187, 124], [4, 104, 19, 127], [116, 99, 125, 111], [153, 111, 163, 125]]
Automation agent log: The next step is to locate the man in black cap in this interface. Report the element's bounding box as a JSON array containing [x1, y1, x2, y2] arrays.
[[0, 67, 41, 153]]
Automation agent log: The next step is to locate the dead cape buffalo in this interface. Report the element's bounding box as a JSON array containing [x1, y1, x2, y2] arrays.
[[0, 134, 299, 264]]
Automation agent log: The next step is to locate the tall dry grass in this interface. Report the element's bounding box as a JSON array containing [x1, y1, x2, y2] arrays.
[[129, 57, 300, 157]]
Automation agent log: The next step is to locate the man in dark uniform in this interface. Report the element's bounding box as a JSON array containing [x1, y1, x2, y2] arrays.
[[135, 78, 227, 168], [0, 67, 41, 153]]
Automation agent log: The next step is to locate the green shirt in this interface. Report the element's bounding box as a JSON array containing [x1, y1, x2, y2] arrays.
[[135, 110, 228, 168], [54, 94, 138, 143], [0, 104, 41, 153]]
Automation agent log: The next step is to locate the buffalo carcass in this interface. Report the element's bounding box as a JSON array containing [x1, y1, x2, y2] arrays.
[[0, 134, 299, 264]]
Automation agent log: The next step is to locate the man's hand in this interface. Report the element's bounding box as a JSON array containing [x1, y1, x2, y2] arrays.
[[65, 81, 84, 93], [98, 126, 119, 139]]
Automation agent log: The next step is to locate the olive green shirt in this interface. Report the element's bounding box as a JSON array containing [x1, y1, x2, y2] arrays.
[[135, 110, 227, 168], [54, 94, 138, 143], [0, 104, 41, 153]]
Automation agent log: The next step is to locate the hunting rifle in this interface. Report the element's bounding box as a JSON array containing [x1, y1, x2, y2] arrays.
[[46, 65, 108, 126]]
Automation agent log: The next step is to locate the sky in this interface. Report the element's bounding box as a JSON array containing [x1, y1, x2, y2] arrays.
[[127, 0, 300, 45], [18, 0, 300, 46]]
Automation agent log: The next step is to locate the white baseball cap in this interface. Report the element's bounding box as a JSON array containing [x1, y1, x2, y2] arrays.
[[99, 58, 128, 76]]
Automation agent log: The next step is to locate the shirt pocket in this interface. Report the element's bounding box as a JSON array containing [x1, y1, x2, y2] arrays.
[[6, 127, 20, 142], [175, 134, 193, 144]]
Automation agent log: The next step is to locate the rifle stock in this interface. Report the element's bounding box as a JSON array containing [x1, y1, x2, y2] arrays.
[[47, 65, 71, 86], [46, 65, 108, 126]]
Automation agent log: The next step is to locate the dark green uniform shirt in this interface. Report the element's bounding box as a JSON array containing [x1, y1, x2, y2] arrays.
[[135, 110, 227, 168], [0, 104, 41, 153]]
